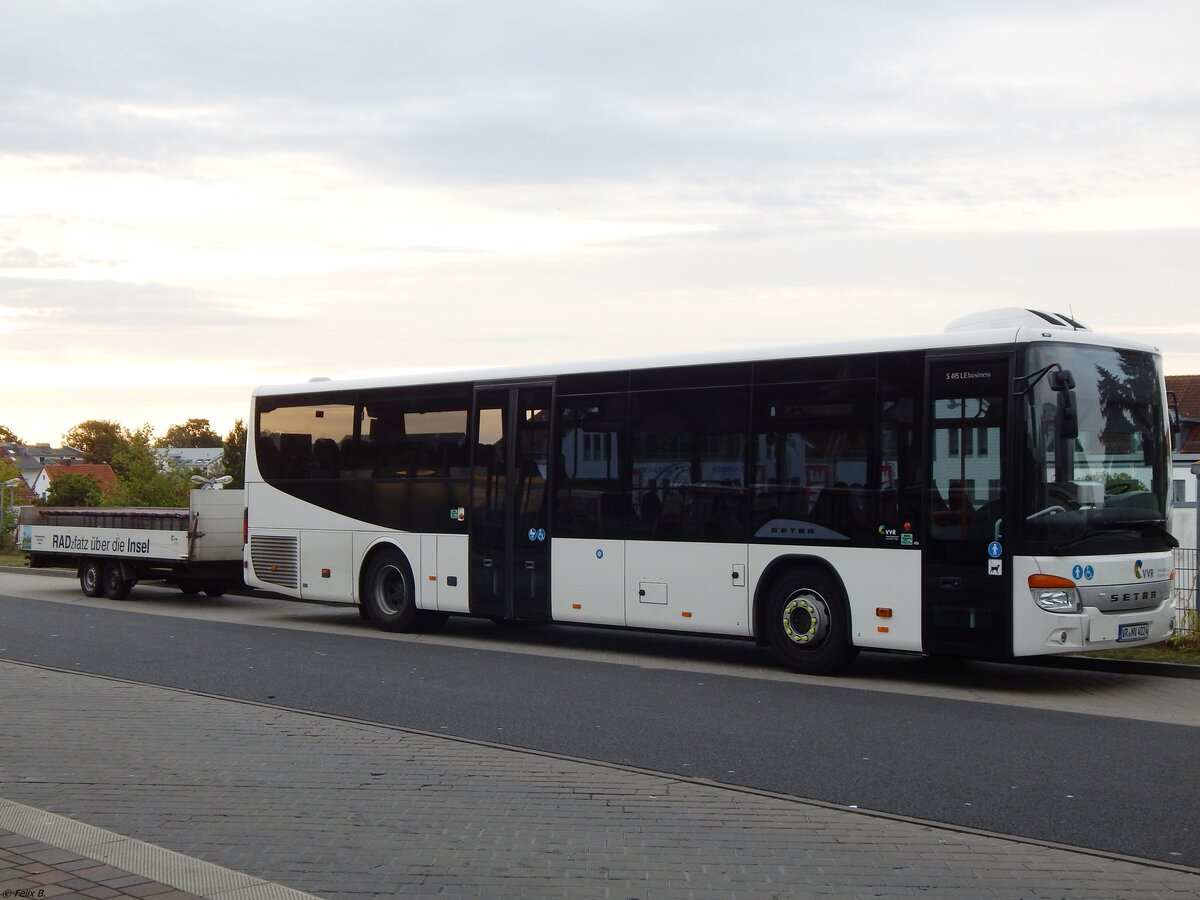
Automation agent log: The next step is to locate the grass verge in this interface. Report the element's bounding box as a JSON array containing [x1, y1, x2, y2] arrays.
[[1083, 631, 1200, 665], [0, 548, 28, 567]]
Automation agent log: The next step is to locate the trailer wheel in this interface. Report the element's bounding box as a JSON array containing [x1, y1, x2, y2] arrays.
[[102, 562, 134, 601], [204, 586, 226, 598], [80, 560, 104, 598], [763, 567, 858, 675], [362, 548, 418, 632]]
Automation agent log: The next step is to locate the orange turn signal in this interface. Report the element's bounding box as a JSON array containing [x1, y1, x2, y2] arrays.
[[1029, 574, 1076, 589]]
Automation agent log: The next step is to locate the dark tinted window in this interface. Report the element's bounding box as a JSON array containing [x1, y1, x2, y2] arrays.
[[751, 381, 873, 542], [257, 393, 358, 480], [630, 362, 752, 392], [630, 388, 749, 542], [557, 370, 630, 396], [755, 354, 875, 386], [554, 395, 628, 538], [253, 385, 472, 533], [878, 352, 924, 544], [360, 384, 471, 478]]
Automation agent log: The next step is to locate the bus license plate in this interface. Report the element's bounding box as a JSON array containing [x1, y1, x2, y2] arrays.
[[1117, 622, 1150, 642]]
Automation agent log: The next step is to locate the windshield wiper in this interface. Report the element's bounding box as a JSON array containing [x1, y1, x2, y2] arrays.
[[1054, 520, 1176, 554]]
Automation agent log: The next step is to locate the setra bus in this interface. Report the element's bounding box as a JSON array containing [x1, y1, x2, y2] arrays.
[[244, 308, 1179, 674]]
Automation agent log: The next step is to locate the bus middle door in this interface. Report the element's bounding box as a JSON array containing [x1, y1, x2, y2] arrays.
[[469, 384, 553, 621]]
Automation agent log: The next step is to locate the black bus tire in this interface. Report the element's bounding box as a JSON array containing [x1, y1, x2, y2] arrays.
[[80, 560, 104, 597], [362, 548, 418, 632], [101, 562, 134, 601], [764, 568, 858, 675]]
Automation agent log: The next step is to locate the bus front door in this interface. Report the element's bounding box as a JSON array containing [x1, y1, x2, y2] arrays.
[[469, 384, 553, 621], [922, 356, 1013, 658]]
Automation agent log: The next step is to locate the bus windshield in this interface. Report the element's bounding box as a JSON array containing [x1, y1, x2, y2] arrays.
[[1019, 343, 1173, 551]]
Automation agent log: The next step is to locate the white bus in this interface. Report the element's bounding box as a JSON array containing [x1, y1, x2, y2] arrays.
[[244, 308, 1179, 674]]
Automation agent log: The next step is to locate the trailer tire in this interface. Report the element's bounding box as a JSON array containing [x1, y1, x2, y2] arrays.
[[362, 548, 418, 632], [102, 562, 134, 601], [80, 560, 104, 598]]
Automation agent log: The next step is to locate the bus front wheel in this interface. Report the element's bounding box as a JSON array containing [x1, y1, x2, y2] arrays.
[[764, 568, 858, 675], [362, 549, 418, 632]]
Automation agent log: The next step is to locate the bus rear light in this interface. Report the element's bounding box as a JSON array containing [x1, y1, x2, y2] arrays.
[[1029, 574, 1080, 614]]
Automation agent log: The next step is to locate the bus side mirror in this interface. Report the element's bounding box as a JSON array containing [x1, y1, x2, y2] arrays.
[[1050, 369, 1078, 441]]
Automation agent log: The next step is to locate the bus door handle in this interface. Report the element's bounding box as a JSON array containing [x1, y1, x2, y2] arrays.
[[940, 576, 962, 590]]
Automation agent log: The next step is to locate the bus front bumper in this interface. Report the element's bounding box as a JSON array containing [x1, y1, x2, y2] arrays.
[[1018, 598, 1176, 655]]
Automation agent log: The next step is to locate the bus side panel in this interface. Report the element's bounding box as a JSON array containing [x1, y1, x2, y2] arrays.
[[749, 546, 922, 651], [625, 540, 749, 636], [550, 538, 626, 626], [435, 534, 470, 613], [299, 530, 353, 603]]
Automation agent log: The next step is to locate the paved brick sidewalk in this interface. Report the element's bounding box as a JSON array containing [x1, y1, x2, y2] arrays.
[[1, 826, 199, 899], [1, 659, 1198, 899]]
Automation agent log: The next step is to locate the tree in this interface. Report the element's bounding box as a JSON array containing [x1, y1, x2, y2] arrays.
[[0, 458, 21, 547], [221, 419, 247, 489], [45, 473, 105, 507], [110, 425, 191, 507], [158, 418, 223, 449], [64, 420, 128, 463], [0, 423, 21, 444]]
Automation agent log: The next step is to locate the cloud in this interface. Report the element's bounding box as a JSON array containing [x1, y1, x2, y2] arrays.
[[2, 1, 1199, 443]]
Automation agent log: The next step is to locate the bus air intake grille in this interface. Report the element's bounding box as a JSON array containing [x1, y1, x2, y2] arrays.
[[251, 535, 300, 589]]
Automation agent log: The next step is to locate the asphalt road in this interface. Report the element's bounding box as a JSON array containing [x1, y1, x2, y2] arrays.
[[1, 582, 1197, 869]]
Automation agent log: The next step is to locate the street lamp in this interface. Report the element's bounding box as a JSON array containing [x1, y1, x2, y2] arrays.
[[191, 474, 234, 490]]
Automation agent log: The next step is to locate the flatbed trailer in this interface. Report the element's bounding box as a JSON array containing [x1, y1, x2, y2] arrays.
[[20, 490, 244, 599]]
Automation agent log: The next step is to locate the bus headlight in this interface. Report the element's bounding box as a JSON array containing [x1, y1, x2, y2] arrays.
[[1029, 574, 1081, 614]]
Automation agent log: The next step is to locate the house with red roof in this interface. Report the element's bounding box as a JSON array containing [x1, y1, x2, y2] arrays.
[[32, 463, 119, 502], [1165, 375, 1200, 550], [1167, 375, 1200, 459]]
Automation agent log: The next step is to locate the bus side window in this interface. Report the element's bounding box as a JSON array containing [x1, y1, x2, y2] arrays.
[[554, 394, 627, 540]]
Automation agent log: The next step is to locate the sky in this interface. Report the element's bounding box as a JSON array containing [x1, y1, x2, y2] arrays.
[[2, 1, 1199, 446]]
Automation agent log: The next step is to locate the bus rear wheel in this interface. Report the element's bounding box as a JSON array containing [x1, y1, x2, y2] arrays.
[[80, 560, 104, 597], [101, 562, 134, 601], [362, 549, 418, 632], [764, 568, 858, 675]]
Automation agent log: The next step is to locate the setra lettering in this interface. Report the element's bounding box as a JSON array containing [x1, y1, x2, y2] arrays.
[[1108, 591, 1157, 603]]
